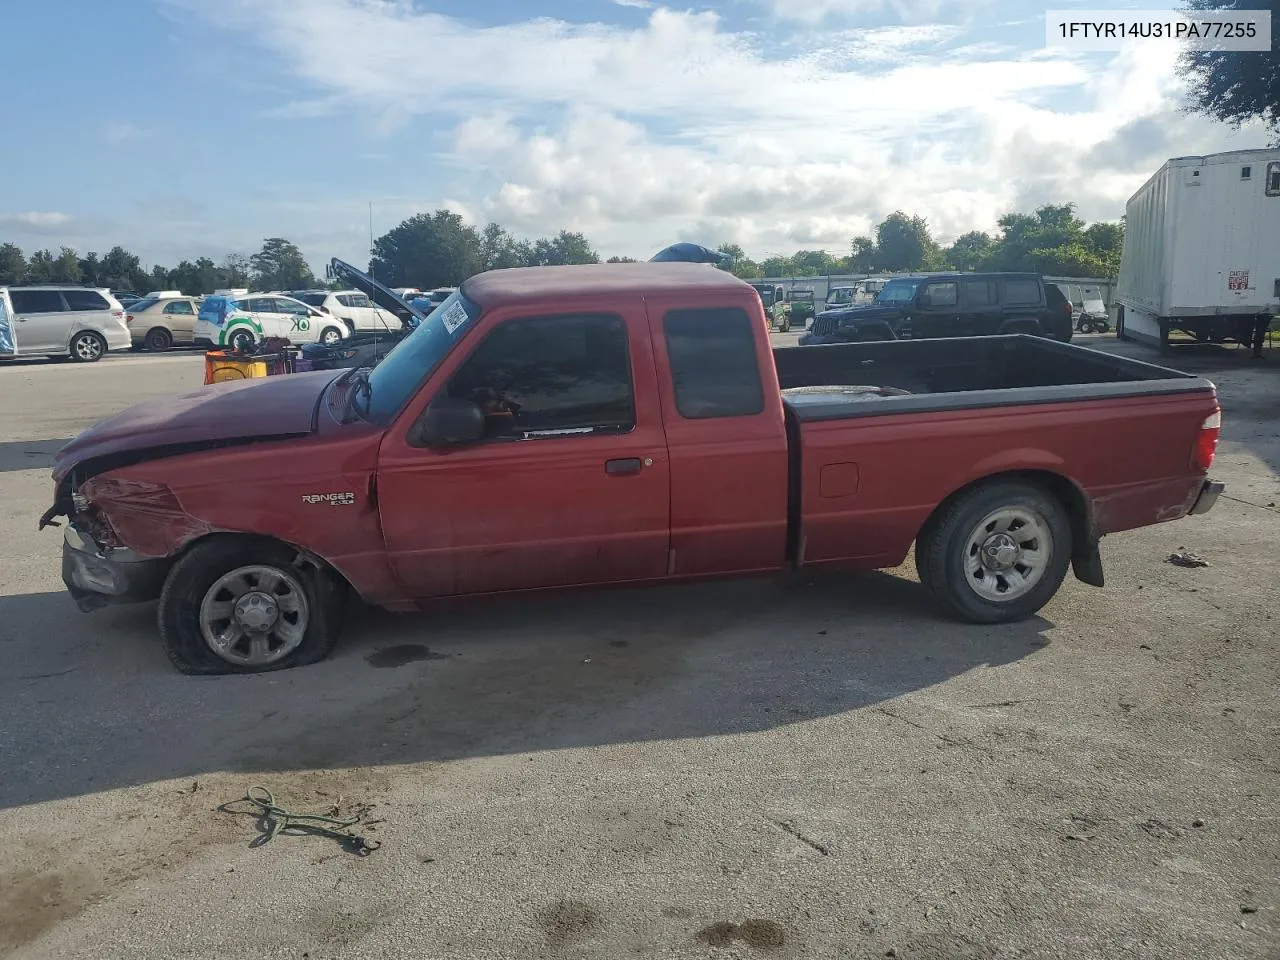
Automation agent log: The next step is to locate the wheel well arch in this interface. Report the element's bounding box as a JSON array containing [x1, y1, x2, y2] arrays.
[[916, 469, 1094, 559], [169, 531, 356, 595]]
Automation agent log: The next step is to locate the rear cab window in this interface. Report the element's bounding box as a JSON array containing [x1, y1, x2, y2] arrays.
[[662, 308, 765, 419]]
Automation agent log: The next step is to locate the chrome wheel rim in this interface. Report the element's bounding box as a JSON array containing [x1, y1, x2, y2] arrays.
[[199, 565, 309, 666], [229, 332, 254, 351], [74, 334, 103, 360], [964, 506, 1052, 602], [321, 329, 341, 344]]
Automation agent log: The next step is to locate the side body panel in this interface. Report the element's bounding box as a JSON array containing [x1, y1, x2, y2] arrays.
[[796, 391, 1220, 569]]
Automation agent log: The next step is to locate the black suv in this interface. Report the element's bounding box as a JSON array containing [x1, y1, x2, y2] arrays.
[[800, 273, 1073, 345]]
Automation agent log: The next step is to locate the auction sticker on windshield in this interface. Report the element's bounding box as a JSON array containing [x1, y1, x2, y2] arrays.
[[439, 300, 468, 334]]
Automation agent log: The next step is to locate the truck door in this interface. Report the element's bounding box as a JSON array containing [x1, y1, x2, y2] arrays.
[[645, 303, 789, 577], [375, 305, 672, 597], [960, 278, 1001, 335], [913, 280, 960, 339]]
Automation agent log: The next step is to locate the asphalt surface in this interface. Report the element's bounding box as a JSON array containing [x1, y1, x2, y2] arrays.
[[1, 337, 1277, 959]]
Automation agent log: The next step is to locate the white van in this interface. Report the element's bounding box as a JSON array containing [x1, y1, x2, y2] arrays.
[[0, 286, 131, 362]]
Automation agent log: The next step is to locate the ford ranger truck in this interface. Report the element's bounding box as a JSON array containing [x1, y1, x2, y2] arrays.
[[44, 263, 1225, 674]]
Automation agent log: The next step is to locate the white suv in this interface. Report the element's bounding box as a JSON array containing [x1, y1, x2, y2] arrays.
[[0, 286, 131, 362], [287, 290, 400, 333]]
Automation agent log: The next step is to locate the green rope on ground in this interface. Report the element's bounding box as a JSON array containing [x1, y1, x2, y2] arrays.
[[241, 784, 381, 856]]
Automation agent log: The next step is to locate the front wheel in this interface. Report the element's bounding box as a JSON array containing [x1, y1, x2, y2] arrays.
[[319, 326, 343, 346], [917, 481, 1072, 624], [69, 331, 107, 363], [158, 538, 347, 675]]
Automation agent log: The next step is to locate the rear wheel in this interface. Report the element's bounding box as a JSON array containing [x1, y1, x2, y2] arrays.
[[228, 329, 255, 353], [158, 538, 347, 675], [917, 481, 1071, 624], [69, 331, 107, 363], [319, 326, 343, 345], [144, 327, 173, 351]]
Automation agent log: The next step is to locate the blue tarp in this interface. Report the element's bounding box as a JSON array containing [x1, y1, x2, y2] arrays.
[[0, 297, 13, 354]]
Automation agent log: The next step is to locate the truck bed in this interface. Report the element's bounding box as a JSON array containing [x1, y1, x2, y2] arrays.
[[773, 335, 1214, 421]]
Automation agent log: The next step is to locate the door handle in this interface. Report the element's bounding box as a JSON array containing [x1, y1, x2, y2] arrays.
[[605, 458, 644, 476]]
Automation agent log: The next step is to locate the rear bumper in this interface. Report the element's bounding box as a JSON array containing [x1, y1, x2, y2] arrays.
[[62, 524, 168, 612], [1189, 479, 1225, 516]]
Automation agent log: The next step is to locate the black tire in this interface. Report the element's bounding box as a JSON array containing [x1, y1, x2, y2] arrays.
[[158, 537, 347, 675], [779, 316, 790, 333], [918, 481, 1072, 624], [319, 326, 343, 346], [144, 327, 173, 352], [1116, 306, 1129, 342], [228, 329, 255, 353], [69, 331, 107, 363]]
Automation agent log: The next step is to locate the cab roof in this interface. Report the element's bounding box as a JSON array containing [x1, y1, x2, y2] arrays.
[[461, 262, 752, 310]]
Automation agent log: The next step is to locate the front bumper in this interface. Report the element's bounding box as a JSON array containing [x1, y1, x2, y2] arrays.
[[62, 524, 169, 612], [1189, 479, 1225, 516]]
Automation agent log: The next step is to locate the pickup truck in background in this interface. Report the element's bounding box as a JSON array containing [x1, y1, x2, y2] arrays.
[[804, 273, 1074, 345], [45, 263, 1223, 675]]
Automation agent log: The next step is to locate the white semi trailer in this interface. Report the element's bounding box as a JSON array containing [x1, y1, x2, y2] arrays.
[[1115, 149, 1279, 357]]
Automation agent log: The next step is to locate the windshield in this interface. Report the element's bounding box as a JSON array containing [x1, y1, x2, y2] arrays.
[[363, 290, 478, 424], [876, 279, 919, 303], [750, 285, 774, 306], [128, 297, 160, 312]]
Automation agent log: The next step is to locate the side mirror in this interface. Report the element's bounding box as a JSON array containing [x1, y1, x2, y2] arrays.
[[416, 397, 485, 447]]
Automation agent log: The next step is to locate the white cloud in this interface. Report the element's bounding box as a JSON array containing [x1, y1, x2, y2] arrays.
[[150, 0, 1266, 262], [105, 122, 149, 145]]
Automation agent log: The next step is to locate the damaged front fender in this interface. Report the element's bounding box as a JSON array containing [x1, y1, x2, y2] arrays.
[[75, 476, 213, 559]]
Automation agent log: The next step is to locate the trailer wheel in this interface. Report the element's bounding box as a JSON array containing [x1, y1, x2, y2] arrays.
[[918, 480, 1072, 624], [158, 537, 347, 675], [1116, 306, 1129, 342]]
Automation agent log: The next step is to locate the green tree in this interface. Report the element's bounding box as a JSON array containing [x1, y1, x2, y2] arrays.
[[148, 265, 171, 289], [52, 246, 82, 284], [714, 243, 760, 278], [0, 243, 26, 284], [370, 210, 483, 287], [791, 249, 841, 276], [250, 238, 316, 292], [874, 212, 937, 271], [942, 231, 993, 271], [220, 253, 252, 288], [479, 222, 531, 271], [100, 246, 147, 291], [1082, 221, 1124, 267], [170, 257, 224, 295], [759, 256, 796, 277], [528, 230, 600, 266], [1029, 243, 1114, 278], [1180, 0, 1280, 141], [606, 255, 639, 263], [78, 252, 102, 286], [848, 235, 877, 273], [25, 250, 56, 283]]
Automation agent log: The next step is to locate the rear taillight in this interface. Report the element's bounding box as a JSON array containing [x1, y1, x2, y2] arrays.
[[1192, 409, 1221, 472], [126, 314, 134, 325]]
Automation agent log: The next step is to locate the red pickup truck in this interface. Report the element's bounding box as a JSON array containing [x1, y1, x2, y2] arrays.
[[44, 263, 1224, 675]]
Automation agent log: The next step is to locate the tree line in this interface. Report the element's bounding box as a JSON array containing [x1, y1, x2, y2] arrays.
[[715, 203, 1124, 281], [0, 200, 1124, 299], [0, 238, 319, 295]]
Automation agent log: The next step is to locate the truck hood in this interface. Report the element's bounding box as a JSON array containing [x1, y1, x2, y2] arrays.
[[815, 303, 904, 324], [52, 370, 340, 484], [327, 257, 424, 329]]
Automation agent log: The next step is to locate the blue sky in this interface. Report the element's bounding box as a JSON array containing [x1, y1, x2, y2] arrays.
[[0, 0, 1266, 271]]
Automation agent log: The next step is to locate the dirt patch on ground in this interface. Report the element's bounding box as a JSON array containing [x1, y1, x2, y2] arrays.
[[536, 898, 600, 948], [697, 918, 787, 950], [0, 767, 393, 953]]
